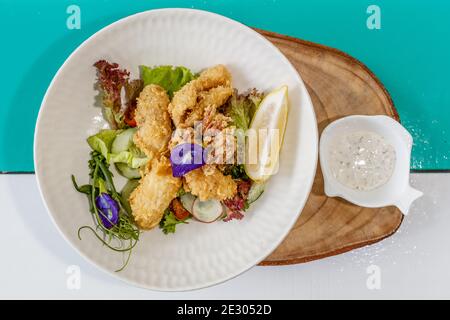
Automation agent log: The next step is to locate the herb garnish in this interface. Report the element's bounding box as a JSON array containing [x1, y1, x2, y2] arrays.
[[72, 151, 140, 272]]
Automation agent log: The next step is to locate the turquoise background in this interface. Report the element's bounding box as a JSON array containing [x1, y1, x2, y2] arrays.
[[1, 0, 449, 172]]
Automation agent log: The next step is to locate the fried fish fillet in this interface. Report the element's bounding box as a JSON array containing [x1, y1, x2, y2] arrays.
[[183, 86, 233, 127], [196, 64, 232, 89], [184, 166, 237, 201], [129, 157, 182, 230], [133, 84, 172, 160], [169, 65, 233, 128]]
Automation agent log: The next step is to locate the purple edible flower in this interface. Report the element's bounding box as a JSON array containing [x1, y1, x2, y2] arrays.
[[170, 143, 205, 177], [95, 193, 119, 229]]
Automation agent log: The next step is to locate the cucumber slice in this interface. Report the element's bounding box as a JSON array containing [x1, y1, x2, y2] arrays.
[[121, 179, 140, 214], [192, 198, 223, 223], [247, 182, 265, 205], [116, 162, 141, 179], [111, 128, 137, 154], [180, 193, 196, 214]]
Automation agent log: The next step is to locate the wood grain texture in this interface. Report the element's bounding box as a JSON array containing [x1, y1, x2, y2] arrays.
[[257, 29, 403, 265]]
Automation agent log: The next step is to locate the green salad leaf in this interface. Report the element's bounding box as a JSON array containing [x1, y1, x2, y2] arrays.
[[87, 130, 148, 169], [109, 151, 148, 169], [226, 89, 264, 130], [224, 164, 249, 180], [159, 209, 189, 234], [141, 65, 196, 97], [87, 129, 121, 158]]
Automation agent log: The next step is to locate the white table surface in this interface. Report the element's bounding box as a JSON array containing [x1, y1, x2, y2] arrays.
[[0, 173, 448, 299]]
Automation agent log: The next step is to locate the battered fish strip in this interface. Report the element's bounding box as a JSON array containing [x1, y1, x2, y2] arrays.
[[169, 65, 233, 128], [182, 86, 233, 128], [184, 167, 237, 201], [129, 157, 182, 230], [133, 84, 172, 160]]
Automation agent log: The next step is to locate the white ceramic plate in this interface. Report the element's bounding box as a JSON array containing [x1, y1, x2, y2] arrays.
[[34, 9, 318, 291]]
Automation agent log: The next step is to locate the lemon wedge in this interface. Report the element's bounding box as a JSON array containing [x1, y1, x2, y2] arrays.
[[244, 85, 289, 182]]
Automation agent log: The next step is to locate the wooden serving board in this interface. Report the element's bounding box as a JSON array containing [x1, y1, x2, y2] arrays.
[[257, 29, 403, 265]]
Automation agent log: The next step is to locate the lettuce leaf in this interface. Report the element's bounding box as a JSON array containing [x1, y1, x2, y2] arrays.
[[94, 60, 130, 129], [94, 60, 143, 129], [108, 151, 148, 169], [159, 209, 189, 234], [87, 130, 148, 169], [141, 65, 196, 97], [87, 129, 121, 158], [225, 89, 264, 130]]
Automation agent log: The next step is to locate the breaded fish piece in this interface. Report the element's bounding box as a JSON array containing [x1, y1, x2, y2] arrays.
[[195, 64, 232, 90], [184, 166, 237, 201], [133, 84, 172, 160], [183, 85, 233, 127], [169, 65, 232, 128], [129, 157, 182, 230]]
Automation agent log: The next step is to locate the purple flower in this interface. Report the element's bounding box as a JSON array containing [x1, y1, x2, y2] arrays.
[[170, 143, 205, 177], [95, 193, 119, 229]]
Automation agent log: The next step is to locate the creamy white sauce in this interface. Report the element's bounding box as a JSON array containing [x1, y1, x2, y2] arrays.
[[329, 131, 396, 191]]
